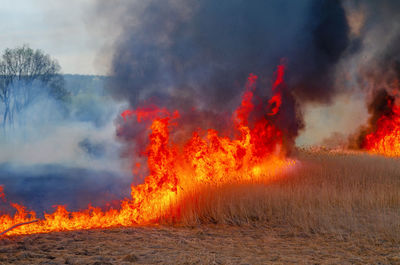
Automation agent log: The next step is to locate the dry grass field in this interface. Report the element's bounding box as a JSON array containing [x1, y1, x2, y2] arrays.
[[0, 150, 399, 264], [171, 150, 400, 242]]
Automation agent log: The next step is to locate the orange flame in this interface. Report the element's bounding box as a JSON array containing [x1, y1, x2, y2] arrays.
[[363, 99, 400, 157], [0, 185, 5, 202], [0, 64, 295, 236], [268, 64, 284, 116], [121, 105, 170, 122]]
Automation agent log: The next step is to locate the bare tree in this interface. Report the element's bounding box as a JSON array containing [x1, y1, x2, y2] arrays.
[[0, 45, 69, 128]]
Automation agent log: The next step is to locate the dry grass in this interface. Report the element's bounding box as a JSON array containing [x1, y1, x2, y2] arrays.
[[166, 150, 400, 243], [1, 226, 399, 264]]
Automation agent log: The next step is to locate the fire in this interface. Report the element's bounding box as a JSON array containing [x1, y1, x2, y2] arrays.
[[363, 98, 400, 157], [121, 106, 170, 122], [0, 64, 295, 236], [0, 185, 4, 201], [268, 64, 284, 116]]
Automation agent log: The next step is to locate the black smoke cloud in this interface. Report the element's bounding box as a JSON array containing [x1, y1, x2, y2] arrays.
[[98, 0, 351, 149]]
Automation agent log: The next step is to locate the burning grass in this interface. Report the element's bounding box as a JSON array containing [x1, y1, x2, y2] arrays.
[[165, 150, 400, 243], [363, 97, 400, 157], [0, 63, 293, 236], [1, 63, 399, 244]]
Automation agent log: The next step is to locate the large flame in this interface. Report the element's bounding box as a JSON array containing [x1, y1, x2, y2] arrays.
[[363, 98, 400, 156], [0, 64, 295, 236]]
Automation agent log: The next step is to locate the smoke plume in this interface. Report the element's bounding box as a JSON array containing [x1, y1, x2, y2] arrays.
[[97, 0, 353, 152], [343, 1, 400, 148]]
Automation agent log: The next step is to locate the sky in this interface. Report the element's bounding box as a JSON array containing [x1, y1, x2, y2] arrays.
[[0, 0, 107, 75]]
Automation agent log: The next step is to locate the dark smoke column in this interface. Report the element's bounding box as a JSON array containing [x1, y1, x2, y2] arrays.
[[97, 0, 351, 150]]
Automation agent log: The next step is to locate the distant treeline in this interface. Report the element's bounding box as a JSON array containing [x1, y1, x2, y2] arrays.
[[63, 75, 109, 96]]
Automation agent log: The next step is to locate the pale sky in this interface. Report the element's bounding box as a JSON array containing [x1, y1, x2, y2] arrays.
[[0, 0, 109, 75]]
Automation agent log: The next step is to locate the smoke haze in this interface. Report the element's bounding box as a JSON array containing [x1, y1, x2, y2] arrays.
[[338, 1, 400, 147], [0, 77, 132, 214]]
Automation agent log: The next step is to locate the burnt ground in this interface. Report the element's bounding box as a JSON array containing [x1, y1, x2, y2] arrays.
[[0, 225, 398, 265]]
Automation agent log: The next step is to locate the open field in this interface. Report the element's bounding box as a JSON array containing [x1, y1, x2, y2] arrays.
[[0, 225, 399, 265], [0, 150, 399, 264]]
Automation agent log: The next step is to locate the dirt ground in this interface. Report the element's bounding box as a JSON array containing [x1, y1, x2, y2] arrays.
[[0, 225, 398, 265]]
